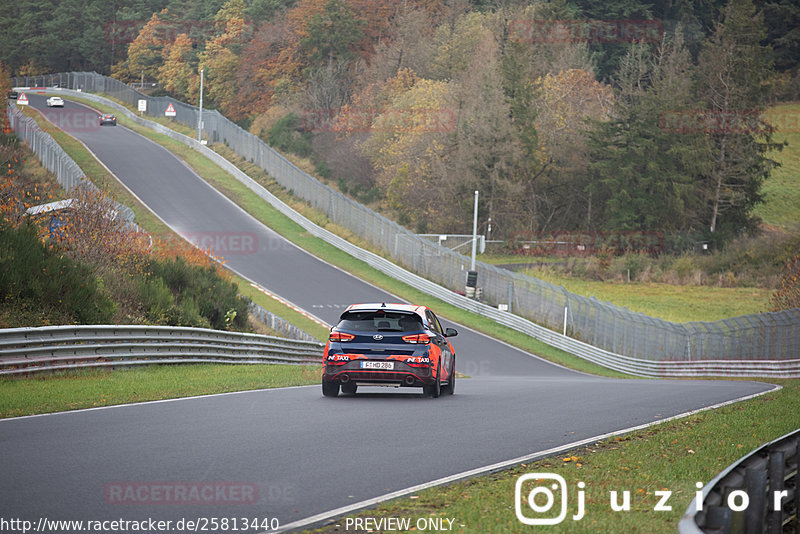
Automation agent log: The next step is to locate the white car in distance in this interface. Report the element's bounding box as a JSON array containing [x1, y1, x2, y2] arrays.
[[46, 96, 64, 107]]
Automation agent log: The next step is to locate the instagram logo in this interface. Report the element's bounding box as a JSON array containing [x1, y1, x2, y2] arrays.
[[515, 473, 585, 525]]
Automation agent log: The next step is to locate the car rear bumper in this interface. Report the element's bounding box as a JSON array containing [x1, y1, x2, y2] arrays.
[[323, 365, 433, 387]]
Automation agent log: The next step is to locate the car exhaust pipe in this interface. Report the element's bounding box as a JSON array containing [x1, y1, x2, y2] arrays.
[[404, 376, 415, 385], [340, 374, 350, 383]]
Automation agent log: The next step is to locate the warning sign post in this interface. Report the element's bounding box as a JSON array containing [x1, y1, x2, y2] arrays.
[[16, 92, 29, 106], [165, 103, 176, 117]]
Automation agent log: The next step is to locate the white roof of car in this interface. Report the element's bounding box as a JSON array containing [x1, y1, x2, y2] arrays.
[[344, 303, 427, 315]]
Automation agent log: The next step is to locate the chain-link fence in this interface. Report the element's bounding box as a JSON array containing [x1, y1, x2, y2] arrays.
[[14, 73, 800, 364]]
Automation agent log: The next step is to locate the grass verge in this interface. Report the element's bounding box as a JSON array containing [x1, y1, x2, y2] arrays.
[[308, 380, 796, 534], [0, 364, 320, 419], [60, 93, 626, 378]]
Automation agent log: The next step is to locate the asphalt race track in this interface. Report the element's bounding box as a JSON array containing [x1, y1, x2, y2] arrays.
[[0, 95, 775, 532]]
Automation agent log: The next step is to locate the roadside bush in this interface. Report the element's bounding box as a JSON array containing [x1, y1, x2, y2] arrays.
[[612, 253, 650, 281], [0, 218, 115, 326], [146, 256, 250, 331]]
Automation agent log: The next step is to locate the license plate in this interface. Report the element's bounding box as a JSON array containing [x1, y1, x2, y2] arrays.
[[361, 361, 394, 370]]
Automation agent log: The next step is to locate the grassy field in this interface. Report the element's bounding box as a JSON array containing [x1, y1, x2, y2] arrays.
[[309, 380, 796, 534], [518, 271, 772, 322], [755, 102, 800, 232], [0, 364, 319, 418]]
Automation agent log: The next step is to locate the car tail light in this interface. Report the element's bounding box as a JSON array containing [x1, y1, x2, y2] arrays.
[[329, 331, 355, 342], [402, 334, 430, 344]]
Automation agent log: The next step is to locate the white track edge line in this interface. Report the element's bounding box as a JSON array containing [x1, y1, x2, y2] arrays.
[[271, 383, 782, 533], [0, 384, 319, 422]]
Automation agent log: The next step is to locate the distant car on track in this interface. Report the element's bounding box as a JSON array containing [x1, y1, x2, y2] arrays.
[[46, 96, 64, 107], [99, 114, 117, 126], [7, 91, 19, 100], [322, 302, 457, 398]]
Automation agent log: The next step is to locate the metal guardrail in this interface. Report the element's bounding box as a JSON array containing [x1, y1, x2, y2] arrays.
[[0, 325, 324, 376], [249, 302, 319, 342], [23, 85, 800, 378], [679, 428, 799, 534]]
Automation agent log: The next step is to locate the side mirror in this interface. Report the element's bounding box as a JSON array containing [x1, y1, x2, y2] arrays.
[[444, 328, 458, 338]]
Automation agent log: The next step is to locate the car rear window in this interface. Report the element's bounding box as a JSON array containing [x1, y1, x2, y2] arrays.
[[337, 311, 423, 332]]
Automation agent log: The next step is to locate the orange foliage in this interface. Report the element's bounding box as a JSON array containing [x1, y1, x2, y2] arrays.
[[150, 234, 229, 280], [1, 148, 225, 282], [770, 255, 800, 311], [0, 148, 56, 226], [49, 186, 152, 277]]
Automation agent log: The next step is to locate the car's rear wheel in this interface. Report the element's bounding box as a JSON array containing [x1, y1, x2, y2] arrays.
[[322, 380, 340, 397], [341, 382, 357, 395], [443, 358, 455, 395], [424, 363, 442, 398]]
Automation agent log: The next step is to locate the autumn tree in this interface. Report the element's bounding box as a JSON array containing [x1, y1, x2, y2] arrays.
[[587, 31, 708, 233], [299, 0, 366, 71], [199, 0, 252, 119], [696, 0, 780, 242], [157, 33, 199, 101], [0, 62, 10, 132], [358, 71, 456, 230], [113, 9, 173, 83]]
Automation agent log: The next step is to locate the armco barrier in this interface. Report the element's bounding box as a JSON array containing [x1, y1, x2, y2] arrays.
[[249, 302, 319, 342], [0, 325, 324, 376], [11, 75, 800, 377], [679, 428, 799, 534]]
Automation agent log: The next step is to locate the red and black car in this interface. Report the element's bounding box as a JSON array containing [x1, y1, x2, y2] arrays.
[[322, 303, 457, 398]]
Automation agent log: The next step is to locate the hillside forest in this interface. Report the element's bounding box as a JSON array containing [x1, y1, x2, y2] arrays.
[[2, 0, 798, 248]]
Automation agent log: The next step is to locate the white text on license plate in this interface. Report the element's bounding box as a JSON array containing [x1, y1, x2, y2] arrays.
[[361, 361, 394, 370]]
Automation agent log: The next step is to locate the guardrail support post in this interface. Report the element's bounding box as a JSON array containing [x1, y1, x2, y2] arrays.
[[705, 505, 733, 534], [793, 439, 799, 534], [744, 468, 767, 534], [767, 451, 785, 534]]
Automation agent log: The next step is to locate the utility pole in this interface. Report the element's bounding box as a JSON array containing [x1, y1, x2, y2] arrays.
[[470, 190, 479, 271], [197, 68, 204, 143], [466, 190, 479, 299]]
